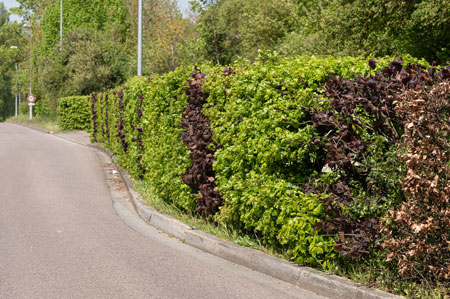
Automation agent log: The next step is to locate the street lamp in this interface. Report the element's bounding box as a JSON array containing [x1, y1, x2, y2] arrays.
[[23, 23, 34, 120], [137, 0, 142, 76], [60, 0, 63, 51], [10, 46, 18, 117], [23, 23, 32, 96]]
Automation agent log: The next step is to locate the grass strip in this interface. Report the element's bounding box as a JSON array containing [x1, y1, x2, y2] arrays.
[[7, 115, 62, 132]]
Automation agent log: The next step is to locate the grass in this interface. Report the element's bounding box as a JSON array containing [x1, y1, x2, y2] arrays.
[[133, 180, 283, 255], [7, 114, 62, 132], [330, 259, 448, 299], [133, 179, 449, 299]]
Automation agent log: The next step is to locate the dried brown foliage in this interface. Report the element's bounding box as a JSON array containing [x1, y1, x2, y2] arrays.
[[381, 81, 450, 284]]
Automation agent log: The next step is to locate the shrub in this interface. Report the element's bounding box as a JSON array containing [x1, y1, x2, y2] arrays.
[[201, 56, 394, 267], [309, 59, 442, 258], [139, 70, 196, 211], [91, 69, 196, 212], [382, 80, 450, 285], [35, 98, 56, 117], [181, 69, 223, 216], [86, 55, 446, 273], [57, 96, 91, 130], [19, 101, 29, 115]]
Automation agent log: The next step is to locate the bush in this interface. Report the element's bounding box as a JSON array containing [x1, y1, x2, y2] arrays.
[[35, 98, 56, 117], [82, 55, 450, 281], [87, 55, 436, 269], [382, 81, 450, 285], [91, 68, 196, 212], [57, 96, 91, 130], [308, 59, 445, 259], [19, 101, 29, 115], [200, 56, 383, 266], [202, 55, 432, 267]]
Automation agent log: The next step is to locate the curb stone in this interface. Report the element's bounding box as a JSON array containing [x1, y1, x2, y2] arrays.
[[13, 124, 402, 299], [88, 146, 401, 299], [6, 121, 54, 134]]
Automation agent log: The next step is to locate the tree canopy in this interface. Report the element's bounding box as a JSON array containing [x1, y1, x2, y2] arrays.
[[0, 2, 26, 120], [1, 0, 449, 120]]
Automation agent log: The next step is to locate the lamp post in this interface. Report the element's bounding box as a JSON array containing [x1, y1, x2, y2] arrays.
[[23, 23, 34, 119], [23, 23, 32, 96], [60, 0, 63, 51], [14, 63, 18, 117], [137, 0, 142, 76], [10, 46, 18, 117]]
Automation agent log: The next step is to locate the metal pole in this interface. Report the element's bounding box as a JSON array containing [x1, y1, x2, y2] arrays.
[[15, 64, 18, 117], [29, 26, 32, 96], [10, 46, 18, 117], [137, 0, 142, 76], [29, 24, 33, 120], [60, 0, 63, 51]]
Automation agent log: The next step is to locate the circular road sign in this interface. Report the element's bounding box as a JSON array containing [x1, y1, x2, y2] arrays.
[[27, 94, 36, 103]]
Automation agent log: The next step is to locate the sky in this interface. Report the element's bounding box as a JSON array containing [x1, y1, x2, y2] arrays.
[[2, 0, 21, 22], [1, 0, 191, 22]]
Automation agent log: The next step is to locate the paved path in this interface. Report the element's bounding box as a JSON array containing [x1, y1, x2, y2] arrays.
[[0, 123, 327, 299]]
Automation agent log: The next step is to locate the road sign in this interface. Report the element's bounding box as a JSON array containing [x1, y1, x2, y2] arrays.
[[27, 94, 36, 103]]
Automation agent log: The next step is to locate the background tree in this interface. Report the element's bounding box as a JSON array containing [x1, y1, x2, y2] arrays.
[[0, 2, 26, 121], [37, 28, 131, 100], [6, 0, 450, 118], [22, 0, 133, 114], [124, 0, 195, 74], [279, 0, 450, 64], [193, 0, 304, 64], [40, 0, 129, 53], [0, 1, 8, 26]]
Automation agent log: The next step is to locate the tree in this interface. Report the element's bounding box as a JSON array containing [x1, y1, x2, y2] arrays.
[[0, 3, 26, 121], [144, 0, 187, 73], [123, 0, 194, 74], [11, 0, 134, 107], [279, 0, 450, 64], [0, 2, 8, 27], [195, 0, 298, 65], [37, 28, 132, 99], [40, 0, 129, 53]]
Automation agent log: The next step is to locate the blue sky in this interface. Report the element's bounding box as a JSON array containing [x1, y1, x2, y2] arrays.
[[2, 0, 191, 22]]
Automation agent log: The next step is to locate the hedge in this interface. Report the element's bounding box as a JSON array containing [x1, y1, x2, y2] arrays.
[[68, 55, 447, 273], [202, 55, 431, 266], [91, 68, 196, 211], [57, 96, 91, 130]]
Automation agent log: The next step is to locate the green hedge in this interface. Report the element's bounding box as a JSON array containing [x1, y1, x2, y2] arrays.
[[92, 68, 196, 211], [84, 55, 429, 268], [57, 96, 92, 130], [201, 56, 380, 266]]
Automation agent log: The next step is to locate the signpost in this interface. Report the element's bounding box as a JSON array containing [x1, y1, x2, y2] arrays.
[[27, 94, 36, 120]]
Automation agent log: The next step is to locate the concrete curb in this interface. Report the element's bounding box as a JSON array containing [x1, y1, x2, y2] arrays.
[[14, 124, 401, 299], [87, 147, 401, 299], [6, 121, 54, 135]]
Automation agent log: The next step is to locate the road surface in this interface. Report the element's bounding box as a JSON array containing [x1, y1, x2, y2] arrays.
[[0, 123, 327, 299]]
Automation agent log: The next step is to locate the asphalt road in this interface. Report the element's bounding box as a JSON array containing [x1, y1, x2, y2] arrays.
[[0, 123, 327, 299]]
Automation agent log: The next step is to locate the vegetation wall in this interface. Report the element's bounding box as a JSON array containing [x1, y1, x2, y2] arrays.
[[62, 55, 449, 294], [57, 96, 91, 130]]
